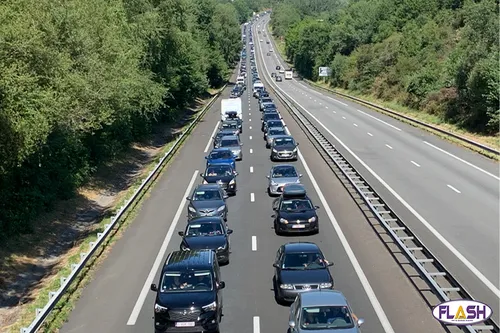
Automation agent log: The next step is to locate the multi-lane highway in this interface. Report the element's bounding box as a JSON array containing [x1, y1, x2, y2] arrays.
[[255, 15, 500, 320], [60, 19, 451, 333]]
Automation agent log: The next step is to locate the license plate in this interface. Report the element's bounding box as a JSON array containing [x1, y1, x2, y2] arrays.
[[175, 322, 195, 327], [292, 224, 305, 229]]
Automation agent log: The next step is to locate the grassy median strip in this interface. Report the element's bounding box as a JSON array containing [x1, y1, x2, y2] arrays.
[[8, 86, 225, 333]]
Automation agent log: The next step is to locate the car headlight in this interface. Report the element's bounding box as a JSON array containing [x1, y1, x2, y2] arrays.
[[293, 148, 297, 152], [217, 243, 228, 250], [280, 284, 294, 290], [319, 282, 332, 289], [217, 205, 226, 212], [308, 216, 316, 222], [181, 244, 190, 251], [229, 179, 235, 185], [296, 179, 301, 183], [154, 303, 168, 313], [202, 301, 217, 311], [279, 218, 288, 224], [188, 206, 196, 213], [202, 180, 208, 184], [272, 149, 278, 153]]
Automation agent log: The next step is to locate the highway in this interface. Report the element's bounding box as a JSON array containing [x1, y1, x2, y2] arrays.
[[255, 15, 500, 319], [60, 22, 448, 333]]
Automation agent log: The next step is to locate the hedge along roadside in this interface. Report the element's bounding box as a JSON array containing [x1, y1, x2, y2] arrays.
[[19, 83, 227, 333], [266, 23, 499, 160]]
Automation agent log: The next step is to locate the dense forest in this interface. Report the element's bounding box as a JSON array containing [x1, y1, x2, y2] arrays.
[[0, 0, 270, 237], [270, 0, 499, 136]]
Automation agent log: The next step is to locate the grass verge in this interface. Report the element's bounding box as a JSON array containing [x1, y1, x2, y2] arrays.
[[6, 83, 227, 333], [267, 31, 499, 160]]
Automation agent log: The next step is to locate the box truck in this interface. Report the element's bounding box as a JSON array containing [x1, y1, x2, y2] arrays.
[[220, 98, 242, 121], [284, 70, 293, 80]]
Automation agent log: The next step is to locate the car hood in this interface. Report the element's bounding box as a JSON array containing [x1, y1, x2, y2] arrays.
[[223, 146, 241, 152], [273, 145, 297, 151], [270, 177, 299, 184], [267, 134, 285, 141], [191, 200, 225, 209], [183, 235, 227, 250], [279, 268, 331, 284], [203, 175, 235, 183], [207, 158, 235, 167], [293, 328, 359, 333], [157, 291, 215, 308], [279, 210, 316, 220]]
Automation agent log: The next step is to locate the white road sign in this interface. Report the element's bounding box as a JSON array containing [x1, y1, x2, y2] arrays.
[[319, 67, 331, 77]]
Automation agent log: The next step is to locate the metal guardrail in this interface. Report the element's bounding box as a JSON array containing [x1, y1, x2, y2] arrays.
[[20, 84, 227, 333], [263, 20, 499, 157], [302, 80, 500, 156], [253, 21, 498, 333]]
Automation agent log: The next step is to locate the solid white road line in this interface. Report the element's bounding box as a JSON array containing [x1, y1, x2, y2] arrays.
[[250, 148, 253, 154], [127, 170, 199, 325], [252, 236, 257, 251], [328, 96, 348, 106], [250, 193, 255, 202], [356, 109, 402, 132], [385, 144, 393, 150], [260, 41, 500, 297], [259, 21, 500, 301], [204, 121, 220, 153], [253, 316, 260, 333], [423, 141, 499, 180], [411, 161, 421, 167], [250, 166, 254, 173], [447, 184, 461, 194]]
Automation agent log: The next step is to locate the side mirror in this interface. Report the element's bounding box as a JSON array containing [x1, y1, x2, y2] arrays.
[[200, 173, 204, 177], [288, 320, 296, 328], [272, 263, 278, 268], [150, 283, 158, 292], [327, 261, 334, 267], [204, 156, 208, 159], [234, 172, 239, 176], [240, 143, 244, 146], [227, 229, 233, 234], [296, 142, 299, 146], [266, 175, 270, 179], [186, 197, 191, 201], [358, 318, 365, 327], [299, 174, 303, 178], [271, 214, 276, 218], [178, 231, 184, 236], [223, 194, 229, 199], [218, 281, 226, 289], [315, 206, 320, 209]]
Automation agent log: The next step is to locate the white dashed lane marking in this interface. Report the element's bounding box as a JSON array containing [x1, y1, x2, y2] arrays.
[[250, 193, 255, 202], [447, 184, 461, 194], [411, 161, 421, 167], [385, 144, 393, 150]]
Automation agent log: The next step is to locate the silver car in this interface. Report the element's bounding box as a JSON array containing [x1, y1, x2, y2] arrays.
[[219, 135, 243, 161], [265, 127, 287, 148], [288, 290, 365, 333], [266, 164, 302, 196]]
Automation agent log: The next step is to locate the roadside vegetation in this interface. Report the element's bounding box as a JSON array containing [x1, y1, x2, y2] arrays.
[[269, 0, 499, 147]]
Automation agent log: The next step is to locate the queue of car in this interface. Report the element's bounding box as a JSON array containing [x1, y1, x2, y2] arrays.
[[149, 18, 364, 333]]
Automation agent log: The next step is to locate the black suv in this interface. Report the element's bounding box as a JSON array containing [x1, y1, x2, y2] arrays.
[[272, 242, 334, 303], [272, 184, 319, 235], [150, 250, 225, 333]]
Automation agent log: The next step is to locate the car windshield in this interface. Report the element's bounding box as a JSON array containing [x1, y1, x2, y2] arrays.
[[221, 122, 238, 129], [269, 129, 286, 136], [265, 114, 280, 120], [262, 98, 272, 103], [267, 121, 283, 128], [209, 150, 233, 159], [280, 199, 313, 211], [192, 189, 222, 201], [217, 132, 233, 138], [300, 306, 355, 329], [220, 139, 239, 147], [205, 165, 233, 177], [272, 166, 297, 178], [282, 252, 326, 270], [263, 104, 276, 109], [186, 222, 223, 236], [274, 138, 295, 146], [160, 271, 213, 292]]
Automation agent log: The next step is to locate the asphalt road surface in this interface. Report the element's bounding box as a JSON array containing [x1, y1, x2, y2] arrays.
[[254, 15, 499, 320], [61, 27, 448, 333]]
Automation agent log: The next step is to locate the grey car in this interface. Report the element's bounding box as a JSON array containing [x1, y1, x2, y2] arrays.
[[265, 127, 287, 148], [288, 290, 365, 333], [267, 164, 302, 196], [186, 184, 228, 221], [219, 135, 243, 161], [270, 135, 298, 161]]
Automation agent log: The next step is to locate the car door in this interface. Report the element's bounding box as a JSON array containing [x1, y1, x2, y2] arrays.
[[268, 168, 274, 188], [214, 260, 223, 313], [274, 246, 283, 281]]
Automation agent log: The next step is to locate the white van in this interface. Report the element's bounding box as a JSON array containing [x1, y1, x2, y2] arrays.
[[236, 76, 245, 85]]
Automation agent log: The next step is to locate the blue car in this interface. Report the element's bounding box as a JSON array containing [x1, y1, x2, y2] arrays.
[[205, 148, 237, 171]]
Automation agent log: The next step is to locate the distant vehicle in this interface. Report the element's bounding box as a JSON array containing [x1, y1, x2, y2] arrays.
[[205, 148, 236, 170], [201, 164, 238, 196], [220, 98, 242, 121], [276, 76, 282, 82], [150, 250, 225, 332], [261, 112, 281, 131], [276, 65, 281, 70], [271, 72, 276, 77], [267, 164, 302, 195], [178, 217, 233, 264], [186, 184, 228, 221], [265, 127, 287, 148], [285, 70, 293, 80], [270, 135, 298, 161], [219, 135, 243, 161], [267, 52, 270, 56], [263, 119, 284, 133], [273, 242, 334, 303], [213, 129, 237, 149], [279, 69, 285, 74], [219, 120, 240, 135], [271, 184, 320, 235], [287, 290, 365, 332]]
